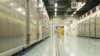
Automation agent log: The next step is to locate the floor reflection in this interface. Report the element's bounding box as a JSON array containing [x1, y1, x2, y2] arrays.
[[58, 35, 100, 56]]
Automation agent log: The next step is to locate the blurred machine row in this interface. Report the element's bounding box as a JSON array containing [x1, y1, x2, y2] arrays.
[[0, 0, 50, 56], [77, 4, 100, 38]]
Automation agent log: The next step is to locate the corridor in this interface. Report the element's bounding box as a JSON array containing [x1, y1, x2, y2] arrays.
[[13, 35, 100, 56], [0, 0, 100, 56]]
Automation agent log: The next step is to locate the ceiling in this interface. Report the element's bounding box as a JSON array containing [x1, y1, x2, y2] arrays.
[[43, 0, 70, 18], [77, 0, 100, 16], [43, 0, 100, 18]]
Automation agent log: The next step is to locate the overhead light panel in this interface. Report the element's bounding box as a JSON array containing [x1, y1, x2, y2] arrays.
[[76, 2, 86, 11], [71, 2, 86, 16], [17, 8, 23, 12], [55, 12, 57, 15], [10, 3, 14, 6], [55, 3, 58, 7], [39, 3, 43, 8], [73, 12, 76, 14], [81, 2, 86, 7], [22, 11, 25, 15], [55, 8, 57, 11], [76, 8, 80, 11], [71, 15, 73, 17]]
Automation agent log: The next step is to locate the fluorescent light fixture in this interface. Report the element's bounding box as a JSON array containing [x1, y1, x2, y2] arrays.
[[55, 8, 57, 11], [73, 12, 76, 14], [55, 3, 58, 7], [76, 8, 80, 11], [77, 2, 86, 11], [81, 2, 86, 7], [39, 3, 43, 7], [55, 12, 57, 15], [10, 3, 14, 6], [22, 12, 25, 15], [17, 8, 23, 12], [73, 2, 86, 16], [71, 15, 73, 17]]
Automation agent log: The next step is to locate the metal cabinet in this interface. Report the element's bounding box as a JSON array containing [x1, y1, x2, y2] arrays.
[[89, 17, 96, 37], [83, 21, 86, 36], [81, 22, 85, 36], [80, 24, 82, 36], [85, 19, 90, 37], [96, 14, 100, 37], [78, 23, 81, 36]]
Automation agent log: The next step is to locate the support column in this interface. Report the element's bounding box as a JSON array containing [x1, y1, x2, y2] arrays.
[[25, 0, 30, 45], [37, 0, 40, 40]]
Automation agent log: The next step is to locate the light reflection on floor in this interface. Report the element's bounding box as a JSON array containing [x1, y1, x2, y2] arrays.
[[16, 34, 100, 56]]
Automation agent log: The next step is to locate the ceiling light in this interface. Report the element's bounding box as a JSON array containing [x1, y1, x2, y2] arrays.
[[55, 12, 57, 15], [55, 3, 58, 7], [39, 3, 43, 8], [10, 3, 14, 6], [73, 12, 76, 14], [55, 8, 57, 11], [72, 2, 86, 16], [71, 15, 73, 17], [22, 12, 25, 15], [76, 2, 86, 11], [17, 8, 23, 12], [81, 2, 86, 7], [76, 8, 80, 11]]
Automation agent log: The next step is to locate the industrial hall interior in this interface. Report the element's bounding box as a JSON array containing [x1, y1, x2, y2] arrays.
[[0, 0, 100, 56]]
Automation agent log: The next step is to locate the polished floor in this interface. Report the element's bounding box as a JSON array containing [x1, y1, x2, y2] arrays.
[[58, 36, 100, 56], [22, 38, 55, 56], [14, 35, 100, 56]]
